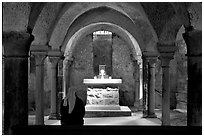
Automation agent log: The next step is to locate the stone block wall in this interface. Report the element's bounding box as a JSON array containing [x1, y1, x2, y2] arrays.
[[70, 34, 94, 103], [112, 35, 136, 106]]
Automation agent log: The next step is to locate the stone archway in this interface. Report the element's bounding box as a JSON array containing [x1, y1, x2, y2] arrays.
[[58, 5, 159, 119], [62, 22, 143, 109], [59, 6, 158, 54]]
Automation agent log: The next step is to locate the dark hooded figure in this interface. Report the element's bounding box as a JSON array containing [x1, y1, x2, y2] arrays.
[[60, 87, 85, 125]]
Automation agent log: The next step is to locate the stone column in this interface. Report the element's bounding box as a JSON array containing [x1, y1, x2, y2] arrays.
[[146, 57, 157, 118], [160, 57, 171, 125], [32, 51, 47, 125], [158, 44, 176, 126], [142, 57, 148, 116], [62, 60, 67, 98], [3, 32, 33, 134], [133, 60, 140, 108], [57, 57, 64, 119], [48, 56, 60, 120], [63, 58, 74, 96], [183, 27, 202, 126]]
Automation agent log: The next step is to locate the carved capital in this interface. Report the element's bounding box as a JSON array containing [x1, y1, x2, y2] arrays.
[[157, 43, 177, 56], [146, 57, 157, 65], [31, 51, 47, 66], [49, 56, 60, 68], [48, 50, 63, 68], [160, 57, 172, 68], [157, 43, 176, 67], [142, 53, 158, 67]]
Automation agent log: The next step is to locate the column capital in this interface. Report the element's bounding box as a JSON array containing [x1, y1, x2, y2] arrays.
[[48, 50, 63, 67], [142, 54, 158, 67], [48, 56, 60, 68], [142, 55, 158, 66], [146, 57, 157, 64], [157, 43, 177, 67], [159, 56, 173, 67], [3, 31, 34, 57], [142, 52, 158, 59], [31, 51, 47, 66]]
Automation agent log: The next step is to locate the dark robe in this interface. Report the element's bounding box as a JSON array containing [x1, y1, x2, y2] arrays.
[[60, 95, 85, 125]]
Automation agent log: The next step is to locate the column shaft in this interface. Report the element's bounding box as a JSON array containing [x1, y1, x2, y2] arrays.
[[161, 58, 171, 125], [133, 60, 140, 108], [57, 59, 64, 118], [142, 58, 148, 116], [136, 62, 140, 101], [147, 59, 156, 117], [62, 62, 66, 98], [51, 64, 57, 114], [33, 53, 46, 125], [49, 57, 60, 119], [65, 63, 70, 96], [64, 59, 73, 96]]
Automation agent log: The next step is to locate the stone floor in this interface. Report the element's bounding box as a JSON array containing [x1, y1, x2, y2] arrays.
[[44, 111, 161, 125], [28, 108, 187, 126]]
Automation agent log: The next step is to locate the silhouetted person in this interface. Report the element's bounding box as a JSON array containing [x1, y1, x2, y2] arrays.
[[60, 87, 85, 125]]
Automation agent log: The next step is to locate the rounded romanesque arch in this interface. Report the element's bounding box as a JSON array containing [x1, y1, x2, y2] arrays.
[[59, 6, 157, 54], [63, 23, 142, 61], [48, 2, 143, 48]]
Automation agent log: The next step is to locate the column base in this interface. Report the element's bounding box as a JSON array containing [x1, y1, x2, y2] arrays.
[[48, 113, 61, 120], [143, 113, 157, 118]]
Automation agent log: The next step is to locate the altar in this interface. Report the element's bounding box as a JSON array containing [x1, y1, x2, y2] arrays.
[[83, 78, 122, 105], [83, 65, 131, 117]]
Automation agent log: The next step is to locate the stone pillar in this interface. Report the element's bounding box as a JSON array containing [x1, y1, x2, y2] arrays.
[[32, 51, 47, 125], [63, 58, 74, 96], [158, 44, 176, 126], [48, 56, 60, 120], [160, 57, 171, 125], [62, 60, 67, 98], [146, 57, 157, 118], [133, 60, 140, 108], [183, 27, 202, 126], [3, 32, 33, 134], [57, 57, 64, 119], [142, 57, 148, 116]]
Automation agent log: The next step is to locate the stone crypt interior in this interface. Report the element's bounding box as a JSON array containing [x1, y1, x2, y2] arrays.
[[2, 2, 202, 135]]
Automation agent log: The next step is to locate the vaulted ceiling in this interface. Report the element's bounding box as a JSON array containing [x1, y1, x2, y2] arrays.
[[3, 2, 201, 55]]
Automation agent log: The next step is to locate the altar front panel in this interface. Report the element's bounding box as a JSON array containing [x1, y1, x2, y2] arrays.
[[87, 88, 119, 105]]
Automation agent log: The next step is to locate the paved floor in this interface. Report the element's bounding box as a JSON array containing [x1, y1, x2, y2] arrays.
[[44, 111, 161, 126]]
